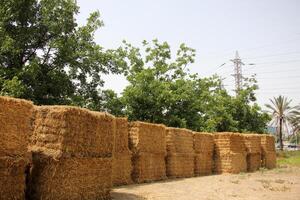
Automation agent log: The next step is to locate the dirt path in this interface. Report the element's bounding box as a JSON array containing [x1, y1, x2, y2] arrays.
[[112, 167, 300, 200]]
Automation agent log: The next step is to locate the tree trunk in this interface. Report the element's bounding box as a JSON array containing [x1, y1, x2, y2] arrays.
[[279, 117, 283, 150]]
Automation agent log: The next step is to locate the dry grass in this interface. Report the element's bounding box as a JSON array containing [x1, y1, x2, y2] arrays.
[[0, 96, 34, 199]]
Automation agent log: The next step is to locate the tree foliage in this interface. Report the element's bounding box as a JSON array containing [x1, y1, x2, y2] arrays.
[[110, 40, 270, 133], [0, 0, 125, 108]]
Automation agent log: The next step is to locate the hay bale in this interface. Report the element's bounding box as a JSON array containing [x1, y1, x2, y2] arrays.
[[166, 128, 194, 154], [0, 96, 34, 158], [193, 132, 214, 176], [260, 135, 276, 152], [112, 118, 132, 186], [0, 157, 28, 200], [193, 132, 214, 154], [114, 118, 130, 154], [132, 152, 166, 183], [213, 133, 247, 174], [0, 96, 34, 199], [29, 106, 115, 199], [129, 122, 166, 154], [29, 154, 112, 200], [112, 152, 132, 186], [30, 106, 115, 159], [243, 134, 262, 154], [166, 153, 194, 178], [165, 128, 194, 178], [246, 153, 261, 172], [260, 135, 276, 169], [242, 134, 262, 172], [194, 152, 213, 176], [264, 151, 276, 169], [214, 152, 247, 174]]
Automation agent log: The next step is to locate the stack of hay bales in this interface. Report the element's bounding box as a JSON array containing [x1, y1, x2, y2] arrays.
[[213, 132, 247, 174], [260, 135, 276, 169], [29, 106, 115, 200], [166, 128, 195, 178], [112, 118, 132, 186], [129, 121, 166, 183], [243, 134, 262, 172], [193, 132, 214, 176], [0, 96, 34, 199]]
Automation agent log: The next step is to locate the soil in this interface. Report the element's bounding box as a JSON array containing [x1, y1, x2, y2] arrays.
[[112, 167, 300, 200]]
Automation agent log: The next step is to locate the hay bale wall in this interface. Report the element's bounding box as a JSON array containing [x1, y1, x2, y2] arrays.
[[30, 106, 114, 159], [193, 132, 214, 176], [166, 128, 194, 178], [29, 154, 111, 200], [243, 134, 262, 172], [213, 133, 247, 174], [129, 122, 166, 183], [112, 118, 132, 186], [29, 106, 115, 200], [260, 135, 276, 169], [0, 96, 34, 199], [166, 153, 194, 178], [132, 152, 166, 183]]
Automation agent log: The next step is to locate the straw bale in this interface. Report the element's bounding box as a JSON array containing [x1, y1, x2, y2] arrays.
[[132, 152, 166, 183], [243, 134, 262, 154], [166, 153, 195, 178], [129, 122, 166, 154], [166, 128, 194, 154], [246, 153, 261, 172], [112, 152, 133, 186], [194, 152, 213, 176], [213, 152, 247, 174], [261, 151, 276, 169], [0, 96, 34, 158], [30, 106, 115, 159], [214, 132, 246, 155], [193, 132, 214, 154], [260, 135, 276, 152], [114, 118, 130, 154], [29, 153, 112, 200], [0, 157, 28, 200]]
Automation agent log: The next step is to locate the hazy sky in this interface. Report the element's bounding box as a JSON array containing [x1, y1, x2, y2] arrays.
[[77, 0, 300, 107]]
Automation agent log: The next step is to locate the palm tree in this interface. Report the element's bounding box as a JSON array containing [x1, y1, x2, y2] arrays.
[[265, 96, 296, 150], [291, 105, 300, 134]]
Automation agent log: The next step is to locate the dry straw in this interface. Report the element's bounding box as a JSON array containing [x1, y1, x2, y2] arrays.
[[112, 118, 132, 186], [30, 106, 115, 159], [29, 106, 115, 200], [0, 96, 34, 199], [129, 121, 166, 154], [129, 122, 167, 183], [132, 152, 166, 183], [166, 128, 195, 178], [193, 132, 214, 175], [166, 153, 194, 178], [260, 135, 276, 169], [166, 128, 194, 154], [243, 134, 262, 172], [213, 132, 247, 174], [29, 154, 112, 200]]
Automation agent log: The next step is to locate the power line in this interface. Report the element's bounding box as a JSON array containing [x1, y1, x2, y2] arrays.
[[244, 68, 300, 75], [243, 51, 300, 60]]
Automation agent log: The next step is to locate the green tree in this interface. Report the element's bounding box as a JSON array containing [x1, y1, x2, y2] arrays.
[[265, 96, 297, 150], [119, 40, 270, 132], [0, 0, 125, 108]]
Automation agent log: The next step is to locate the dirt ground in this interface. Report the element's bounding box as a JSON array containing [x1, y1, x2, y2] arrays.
[[112, 167, 300, 200]]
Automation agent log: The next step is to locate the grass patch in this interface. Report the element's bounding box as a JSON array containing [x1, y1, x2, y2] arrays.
[[277, 150, 300, 167]]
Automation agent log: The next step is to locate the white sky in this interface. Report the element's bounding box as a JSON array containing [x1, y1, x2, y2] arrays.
[[76, 0, 300, 107]]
